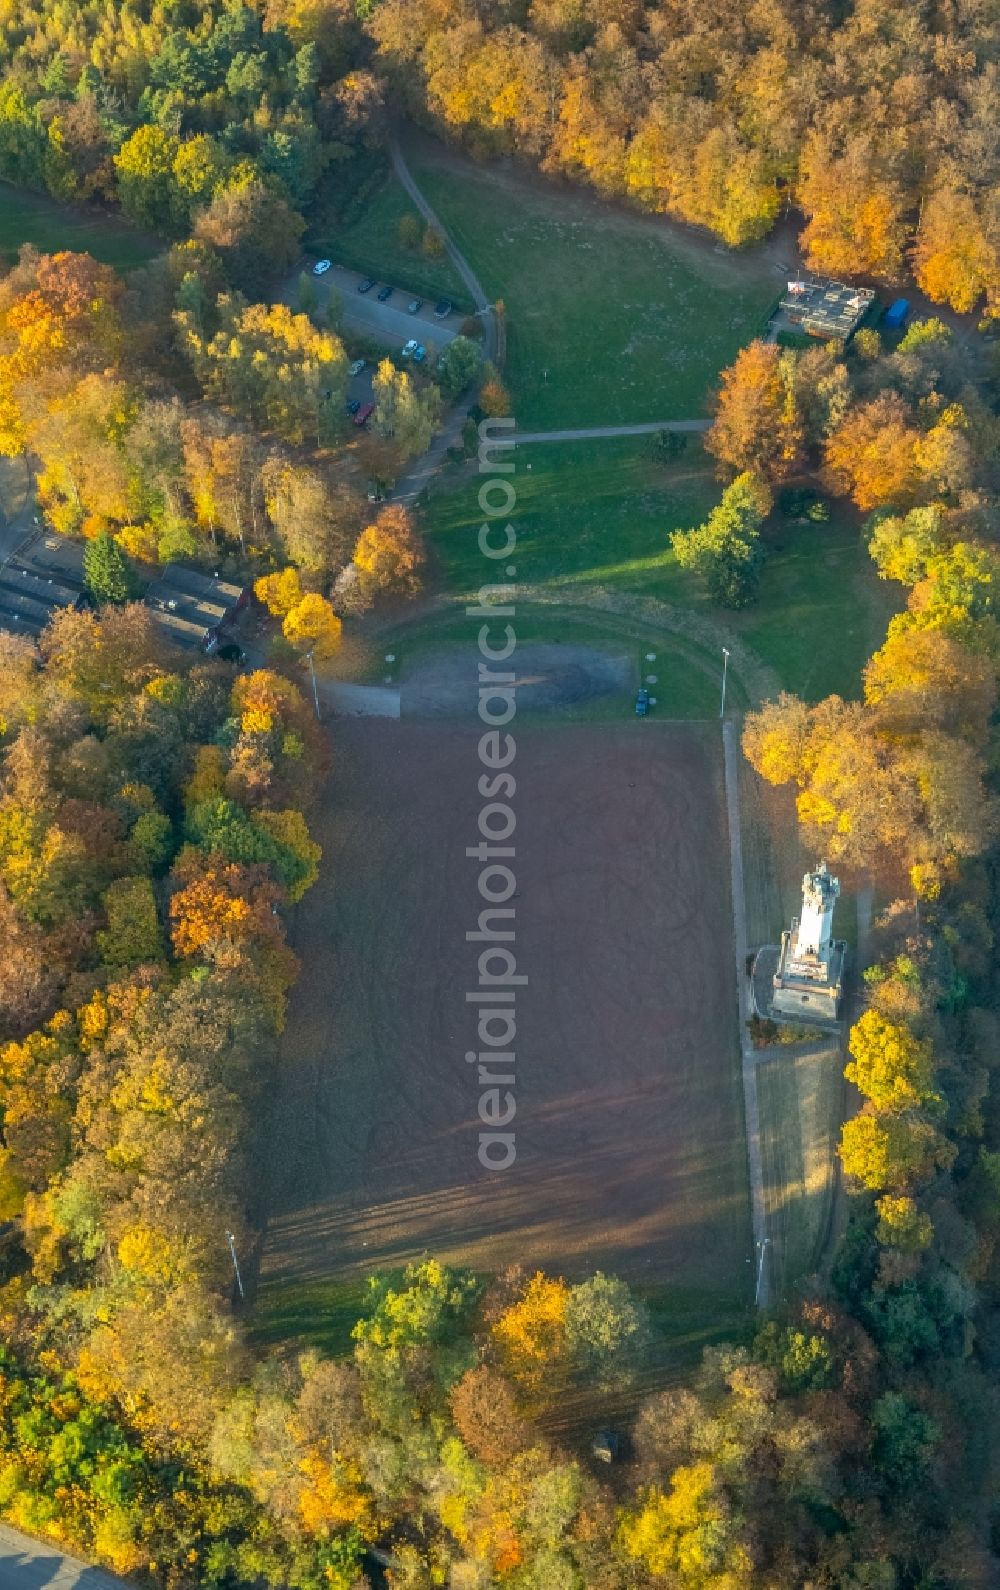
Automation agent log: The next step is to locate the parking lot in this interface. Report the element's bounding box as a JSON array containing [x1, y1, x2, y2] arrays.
[[299, 261, 470, 355]]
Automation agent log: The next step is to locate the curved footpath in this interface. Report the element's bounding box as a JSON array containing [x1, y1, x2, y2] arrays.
[[388, 138, 498, 505]]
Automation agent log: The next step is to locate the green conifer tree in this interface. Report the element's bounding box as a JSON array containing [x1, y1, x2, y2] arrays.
[[83, 531, 135, 605]]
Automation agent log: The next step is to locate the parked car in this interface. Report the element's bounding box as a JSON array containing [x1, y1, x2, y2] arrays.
[[348, 358, 366, 376], [407, 298, 423, 314], [345, 398, 361, 415], [400, 339, 427, 362], [312, 259, 332, 276], [357, 277, 375, 293], [433, 299, 453, 318], [591, 1431, 622, 1465], [635, 687, 650, 717], [353, 402, 375, 426], [377, 285, 393, 301]]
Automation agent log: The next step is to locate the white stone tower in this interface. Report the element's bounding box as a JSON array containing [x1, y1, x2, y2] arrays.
[[772, 862, 845, 1022]]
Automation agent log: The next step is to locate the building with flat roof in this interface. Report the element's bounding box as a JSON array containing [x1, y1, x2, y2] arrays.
[[0, 530, 86, 636], [778, 277, 876, 342], [0, 531, 250, 651], [145, 565, 248, 652]]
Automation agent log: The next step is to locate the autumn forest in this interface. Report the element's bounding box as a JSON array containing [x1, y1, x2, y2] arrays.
[[0, 0, 999, 1587]]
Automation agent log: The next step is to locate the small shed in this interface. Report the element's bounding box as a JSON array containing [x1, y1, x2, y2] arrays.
[[883, 298, 910, 330]]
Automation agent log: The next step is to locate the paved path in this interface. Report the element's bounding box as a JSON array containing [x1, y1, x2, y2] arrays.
[[721, 719, 770, 1309], [390, 139, 496, 363], [514, 419, 711, 444], [0, 1521, 131, 1589], [385, 144, 711, 500], [0, 457, 35, 567]]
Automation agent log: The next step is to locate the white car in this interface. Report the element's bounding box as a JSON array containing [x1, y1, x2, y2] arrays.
[[349, 358, 366, 376], [401, 339, 419, 359], [313, 259, 332, 275]]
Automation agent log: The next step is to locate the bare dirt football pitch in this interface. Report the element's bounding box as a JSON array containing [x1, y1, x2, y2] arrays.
[[256, 717, 751, 1341]]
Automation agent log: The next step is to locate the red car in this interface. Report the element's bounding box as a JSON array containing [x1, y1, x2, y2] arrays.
[[353, 402, 375, 427]]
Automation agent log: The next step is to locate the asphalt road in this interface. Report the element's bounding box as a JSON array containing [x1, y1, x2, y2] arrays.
[[0, 1523, 130, 1590], [0, 456, 35, 566], [298, 262, 467, 353]]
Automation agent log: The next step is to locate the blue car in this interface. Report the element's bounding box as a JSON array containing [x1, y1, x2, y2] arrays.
[[635, 687, 650, 717]]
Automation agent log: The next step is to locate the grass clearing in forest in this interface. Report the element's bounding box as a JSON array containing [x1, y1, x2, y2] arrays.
[[758, 1044, 844, 1298], [312, 173, 470, 309], [405, 141, 779, 430], [248, 1275, 374, 1359], [417, 439, 899, 704], [0, 182, 161, 271]]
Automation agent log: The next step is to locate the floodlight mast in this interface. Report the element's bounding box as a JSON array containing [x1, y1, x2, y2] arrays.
[[305, 651, 320, 720], [226, 1231, 245, 1301]]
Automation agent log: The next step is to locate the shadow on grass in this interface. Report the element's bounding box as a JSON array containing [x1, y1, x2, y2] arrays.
[[248, 1276, 379, 1357]]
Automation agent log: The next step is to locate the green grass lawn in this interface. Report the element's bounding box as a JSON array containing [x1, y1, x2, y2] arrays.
[[758, 1044, 844, 1298], [248, 1275, 373, 1358], [311, 173, 471, 309], [742, 507, 903, 703], [406, 143, 779, 430], [0, 182, 161, 271], [415, 439, 899, 704], [425, 438, 717, 598]]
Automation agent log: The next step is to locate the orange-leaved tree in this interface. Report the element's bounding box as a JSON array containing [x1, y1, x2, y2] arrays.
[[706, 340, 803, 481]]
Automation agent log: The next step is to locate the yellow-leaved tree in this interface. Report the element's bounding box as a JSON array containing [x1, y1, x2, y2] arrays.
[[617, 1462, 751, 1584], [255, 566, 304, 617], [492, 1271, 571, 1395], [844, 1011, 938, 1114], [913, 187, 998, 315], [282, 591, 342, 659]]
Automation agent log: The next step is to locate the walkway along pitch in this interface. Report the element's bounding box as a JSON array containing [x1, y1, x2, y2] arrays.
[[722, 719, 770, 1309]]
